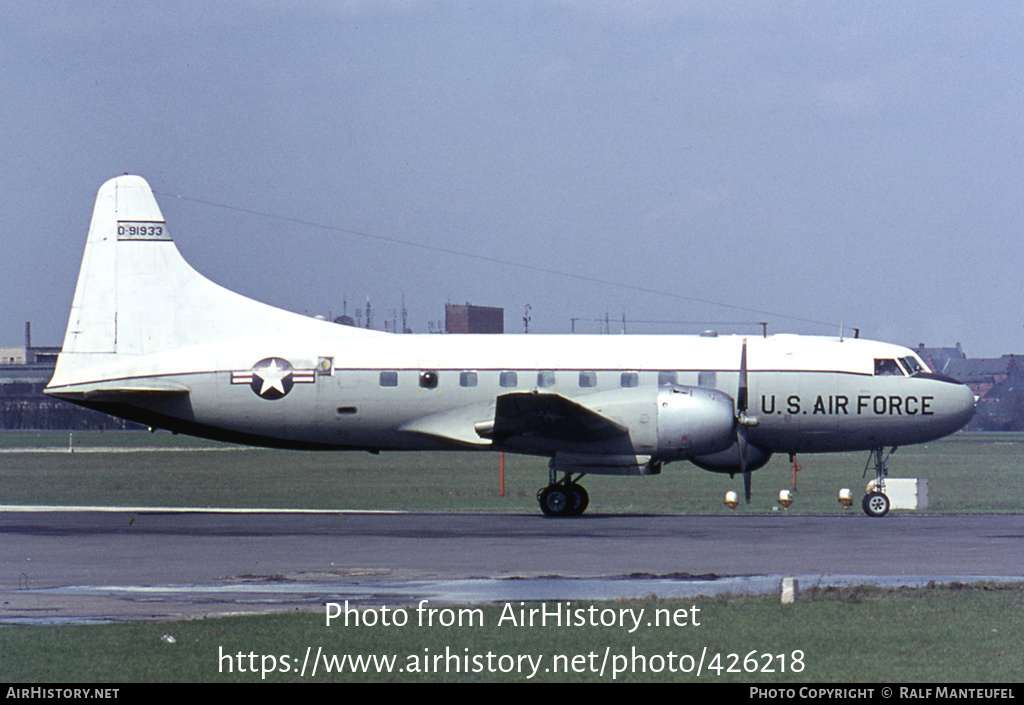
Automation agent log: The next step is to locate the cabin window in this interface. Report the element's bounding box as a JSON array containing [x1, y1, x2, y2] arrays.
[[537, 371, 556, 388], [658, 371, 678, 386], [419, 370, 439, 388], [874, 359, 904, 377], [578, 371, 597, 388], [379, 371, 399, 387], [620, 372, 638, 388], [459, 371, 478, 387], [698, 371, 717, 388], [499, 371, 518, 388]]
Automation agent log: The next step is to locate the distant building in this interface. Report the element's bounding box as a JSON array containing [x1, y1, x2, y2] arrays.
[[0, 359, 141, 430], [0, 347, 26, 365], [915, 342, 966, 375], [917, 343, 1024, 431], [2, 323, 60, 365], [6, 346, 61, 365], [937, 354, 1017, 399], [445, 304, 504, 334], [0, 321, 137, 429]]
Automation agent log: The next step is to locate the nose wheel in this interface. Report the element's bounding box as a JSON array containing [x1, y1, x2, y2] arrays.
[[862, 490, 891, 517]]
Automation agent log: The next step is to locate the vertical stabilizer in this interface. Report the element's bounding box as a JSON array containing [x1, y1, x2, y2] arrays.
[[62, 175, 169, 354], [51, 175, 370, 389]]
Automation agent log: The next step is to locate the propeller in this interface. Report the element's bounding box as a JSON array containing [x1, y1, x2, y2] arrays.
[[737, 337, 749, 415], [737, 338, 754, 503]]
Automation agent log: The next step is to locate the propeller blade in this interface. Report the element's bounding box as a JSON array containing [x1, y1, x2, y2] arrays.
[[737, 338, 749, 413], [738, 339, 750, 503], [737, 423, 750, 503]]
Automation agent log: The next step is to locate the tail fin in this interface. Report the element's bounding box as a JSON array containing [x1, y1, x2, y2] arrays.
[[60, 175, 172, 355], [50, 175, 364, 388]]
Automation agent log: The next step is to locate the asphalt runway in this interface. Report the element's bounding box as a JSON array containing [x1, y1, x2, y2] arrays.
[[2, 508, 1022, 624]]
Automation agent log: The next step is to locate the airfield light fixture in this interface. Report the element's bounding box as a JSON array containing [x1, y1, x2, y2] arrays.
[[838, 488, 854, 509]]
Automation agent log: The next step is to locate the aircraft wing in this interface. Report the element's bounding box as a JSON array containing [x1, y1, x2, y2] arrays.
[[399, 403, 496, 448], [479, 392, 629, 443], [402, 392, 630, 448]]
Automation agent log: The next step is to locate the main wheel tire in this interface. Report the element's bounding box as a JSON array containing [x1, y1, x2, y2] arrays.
[[862, 490, 890, 517], [538, 485, 572, 517], [566, 483, 589, 516]]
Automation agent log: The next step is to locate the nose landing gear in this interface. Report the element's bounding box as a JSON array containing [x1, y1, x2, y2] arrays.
[[862, 446, 897, 517]]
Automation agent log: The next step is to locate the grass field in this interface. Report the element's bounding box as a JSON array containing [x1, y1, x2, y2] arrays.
[[0, 430, 1021, 514], [2, 586, 1023, 682], [2, 430, 1023, 683]]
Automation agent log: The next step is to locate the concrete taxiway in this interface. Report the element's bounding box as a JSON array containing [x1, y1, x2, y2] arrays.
[[1, 508, 1022, 624]]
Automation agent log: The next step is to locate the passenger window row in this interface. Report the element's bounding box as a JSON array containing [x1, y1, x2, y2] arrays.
[[377, 370, 720, 389]]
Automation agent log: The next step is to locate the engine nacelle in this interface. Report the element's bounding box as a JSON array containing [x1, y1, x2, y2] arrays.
[[691, 442, 773, 474], [492, 385, 738, 468], [653, 385, 738, 461]]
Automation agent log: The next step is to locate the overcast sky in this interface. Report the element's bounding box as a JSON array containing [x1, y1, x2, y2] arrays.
[[2, 2, 1022, 357]]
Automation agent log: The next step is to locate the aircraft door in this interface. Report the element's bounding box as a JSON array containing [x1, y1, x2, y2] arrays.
[[315, 357, 347, 440]]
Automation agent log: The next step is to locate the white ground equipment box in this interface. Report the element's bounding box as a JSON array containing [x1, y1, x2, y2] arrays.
[[870, 478, 929, 511]]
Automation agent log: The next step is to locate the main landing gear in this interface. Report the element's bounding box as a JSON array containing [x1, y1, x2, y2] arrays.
[[537, 468, 589, 517], [862, 446, 897, 517]]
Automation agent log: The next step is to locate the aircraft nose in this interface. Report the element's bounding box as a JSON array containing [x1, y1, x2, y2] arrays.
[[915, 372, 976, 432], [947, 379, 977, 430], [960, 382, 977, 421]]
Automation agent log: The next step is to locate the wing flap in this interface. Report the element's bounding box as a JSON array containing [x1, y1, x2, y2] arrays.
[[481, 392, 629, 443]]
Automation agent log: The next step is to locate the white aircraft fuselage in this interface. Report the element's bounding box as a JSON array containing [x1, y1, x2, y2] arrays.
[[45, 176, 976, 516]]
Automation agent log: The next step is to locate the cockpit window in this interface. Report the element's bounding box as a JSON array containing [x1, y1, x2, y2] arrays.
[[874, 359, 904, 376], [899, 356, 925, 375]]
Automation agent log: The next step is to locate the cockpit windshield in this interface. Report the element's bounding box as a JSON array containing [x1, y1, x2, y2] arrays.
[[875, 356, 926, 377], [899, 356, 925, 375], [874, 358, 904, 376]]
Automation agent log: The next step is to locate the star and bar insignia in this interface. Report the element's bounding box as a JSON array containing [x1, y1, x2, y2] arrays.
[[231, 357, 316, 400]]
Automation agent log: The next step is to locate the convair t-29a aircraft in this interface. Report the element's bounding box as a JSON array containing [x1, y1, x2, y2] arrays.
[[46, 175, 976, 517]]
